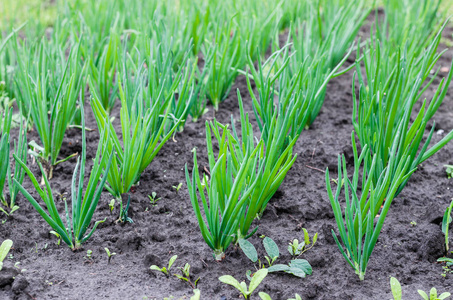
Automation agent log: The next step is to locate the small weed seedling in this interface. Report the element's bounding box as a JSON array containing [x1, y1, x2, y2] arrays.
[[258, 293, 302, 300], [390, 277, 451, 300], [390, 277, 403, 300], [105, 248, 116, 264], [442, 199, 453, 251], [240, 236, 313, 278], [173, 262, 200, 289], [438, 257, 453, 277], [288, 228, 318, 259], [0, 239, 13, 270], [219, 268, 268, 300], [49, 231, 62, 246], [150, 255, 177, 276], [85, 250, 93, 260], [172, 183, 183, 193], [109, 199, 115, 213], [418, 288, 451, 300], [148, 192, 161, 206], [445, 165, 453, 179]]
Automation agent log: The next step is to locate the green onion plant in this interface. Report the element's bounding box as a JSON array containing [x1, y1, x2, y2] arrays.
[[90, 47, 190, 214], [14, 38, 86, 179], [353, 22, 453, 198], [0, 108, 27, 215], [204, 17, 242, 111], [13, 105, 112, 250], [326, 132, 416, 280], [186, 91, 297, 259]]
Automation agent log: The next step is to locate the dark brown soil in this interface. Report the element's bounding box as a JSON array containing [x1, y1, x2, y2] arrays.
[[2, 18, 453, 300]]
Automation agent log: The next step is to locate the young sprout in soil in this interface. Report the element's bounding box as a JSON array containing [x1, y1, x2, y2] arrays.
[[85, 250, 93, 260], [219, 268, 268, 300], [173, 263, 200, 289], [288, 229, 318, 259], [437, 257, 453, 277], [258, 292, 302, 300], [389, 277, 451, 300], [442, 199, 453, 251], [258, 292, 272, 300], [14, 104, 113, 250], [108, 199, 115, 213], [418, 288, 451, 300], [240, 237, 279, 268], [148, 192, 161, 206], [150, 255, 177, 276], [104, 248, 116, 264], [172, 183, 183, 193], [0, 239, 12, 271], [190, 289, 201, 300], [49, 231, 62, 246], [119, 195, 133, 223], [240, 237, 312, 278], [445, 165, 453, 179]]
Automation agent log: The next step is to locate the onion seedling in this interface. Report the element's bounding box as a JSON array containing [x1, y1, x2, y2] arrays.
[[13, 104, 112, 250], [326, 132, 416, 280]]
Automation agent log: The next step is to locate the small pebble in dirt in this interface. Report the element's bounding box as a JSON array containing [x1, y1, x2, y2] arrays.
[[0, 263, 18, 288], [151, 233, 166, 242], [12, 275, 29, 293], [143, 253, 161, 267]]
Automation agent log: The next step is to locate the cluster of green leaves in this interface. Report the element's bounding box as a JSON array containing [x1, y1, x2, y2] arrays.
[[204, 16, 242, 111], [14, 106, 112, 250], [14, 37, 86, 179], [244, 0, 370, 142], [390, 277, 451, 300], [353, 22, 453, 197], [219, 268, 268, 300], [186, 92, 297, 260], [0, 239, 13, 271], [382, 0, 443, 58], [0, 108, 27, 215], [90, 41, 192, 212], [150, 255, 200, 289], [326, 132, 416, 280], [326, 8, 453, 280], [240, 236, 313, 279]]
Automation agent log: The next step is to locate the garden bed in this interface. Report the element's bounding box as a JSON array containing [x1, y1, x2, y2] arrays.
[[1, 14, 453, 300]]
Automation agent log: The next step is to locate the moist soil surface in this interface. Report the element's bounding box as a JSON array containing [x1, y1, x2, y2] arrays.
[[2, 17, 453, 300]]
